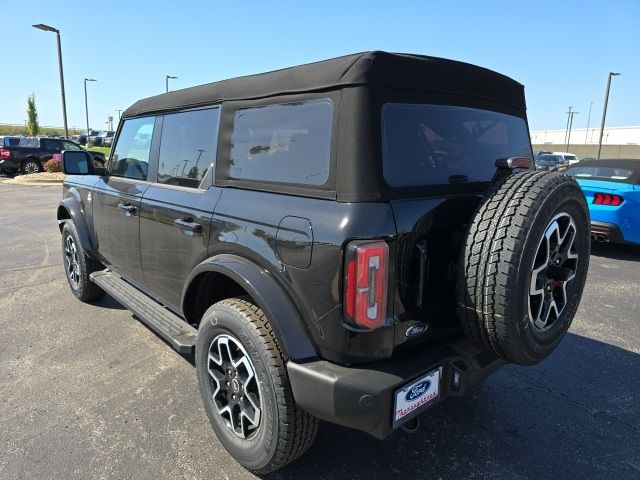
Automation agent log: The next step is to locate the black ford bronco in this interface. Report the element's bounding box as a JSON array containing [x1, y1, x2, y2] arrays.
[[58, 51, 590, 473]]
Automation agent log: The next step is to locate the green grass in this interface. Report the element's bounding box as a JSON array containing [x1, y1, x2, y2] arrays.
[[86, 146, 111, 156]]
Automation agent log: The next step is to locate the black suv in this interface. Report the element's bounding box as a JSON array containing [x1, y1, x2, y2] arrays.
[[58, 52, 590, 473]]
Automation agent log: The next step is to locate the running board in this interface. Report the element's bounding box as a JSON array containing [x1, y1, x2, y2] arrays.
[[90, 270, 197, 354]]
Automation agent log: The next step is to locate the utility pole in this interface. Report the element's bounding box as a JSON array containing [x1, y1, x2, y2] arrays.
[[564, 106, 573, 146], [597, 72, 621, 159], [566, 111, 578, 151], [585, 101, 594, 143], [115, 109, 122, 121]]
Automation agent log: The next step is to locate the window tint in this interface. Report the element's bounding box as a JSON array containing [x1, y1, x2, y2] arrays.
[[229, 99, 333, 186], [40, 139, 60, 151], [382, 104, 532, 186], [157, 108, 220, 188], [62, 141, 82, 151], [109, 116, 155, 180]]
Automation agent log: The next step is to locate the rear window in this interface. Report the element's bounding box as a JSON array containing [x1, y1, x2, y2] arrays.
[[18, 137, 39, 148], [566, 165, 635, 183], [382, 104, 532, 186], [538, 155, 562, 164], [229, 99, 333, 186]]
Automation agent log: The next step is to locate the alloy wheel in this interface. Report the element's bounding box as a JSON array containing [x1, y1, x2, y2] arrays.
[[528, 213, 579, 331], [64, 235, 80, 288], [207, 334, 262, 439]]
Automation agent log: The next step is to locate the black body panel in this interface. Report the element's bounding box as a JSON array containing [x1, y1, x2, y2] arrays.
[[139, 184, 221, 309]]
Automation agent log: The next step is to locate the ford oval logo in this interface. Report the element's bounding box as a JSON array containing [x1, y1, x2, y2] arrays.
[[405, 380, 431, 402], [405, 322, 428, 338]]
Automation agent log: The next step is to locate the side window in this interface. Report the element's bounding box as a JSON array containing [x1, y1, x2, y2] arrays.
[[229, 99, 333, 186], [41, 139, 60, 151], [109, 116, 155, 180], [62, 141, 82, 151], [157, 108, 220, 188]]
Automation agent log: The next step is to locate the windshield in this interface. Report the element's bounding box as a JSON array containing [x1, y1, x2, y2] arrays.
[[382, 104, 532, 186], [566, 164, 635, 183]]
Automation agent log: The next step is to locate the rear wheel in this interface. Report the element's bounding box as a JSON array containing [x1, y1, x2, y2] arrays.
[[457, 171, 590, 365], [195, 298, 318, 474], [22, 159, 41, 174]]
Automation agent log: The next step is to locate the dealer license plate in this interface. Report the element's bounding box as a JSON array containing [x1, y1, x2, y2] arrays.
[[393, 367, 441, 427]]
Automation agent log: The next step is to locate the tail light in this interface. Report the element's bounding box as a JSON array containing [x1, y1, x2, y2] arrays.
[[593, 193, 623, 206], [0, 148, 10, 159], [344, 241, 389, 329]]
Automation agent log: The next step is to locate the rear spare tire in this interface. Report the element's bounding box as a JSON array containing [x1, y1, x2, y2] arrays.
[[457, 171, 590, 365]]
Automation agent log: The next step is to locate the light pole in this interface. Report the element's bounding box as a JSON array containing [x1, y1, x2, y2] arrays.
[[33, 23, 68, 139], [166, 75, 178, 93], [84, 78, 96, 146], [597, 72, 621, 159], [585, 101, 594, 143]]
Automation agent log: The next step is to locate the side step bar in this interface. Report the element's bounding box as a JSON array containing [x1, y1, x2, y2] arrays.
[[90, 270, 197, 354]]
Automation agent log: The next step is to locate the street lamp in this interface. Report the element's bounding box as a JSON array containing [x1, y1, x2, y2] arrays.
[[84, 78, 97, 146], [597, 72, 621, 159], [33, 23, 68, 139], [166, 75, 178, 93]]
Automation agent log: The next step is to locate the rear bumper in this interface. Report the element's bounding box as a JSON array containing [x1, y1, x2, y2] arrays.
[[287, 340, 504, 439], [591, 221, 626, 244]]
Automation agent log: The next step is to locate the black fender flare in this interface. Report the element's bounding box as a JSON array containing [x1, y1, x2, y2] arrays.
[[183, 254, 318, 361], [57, 196, 98, 257]]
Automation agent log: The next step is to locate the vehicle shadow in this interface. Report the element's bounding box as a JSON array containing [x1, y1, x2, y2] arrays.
[[591, 242, 640, 262], [91, 293, 127, 310], [265, 333, 640, 480]]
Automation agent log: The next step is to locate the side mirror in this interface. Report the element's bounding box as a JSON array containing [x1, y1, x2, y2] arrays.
[[61, 150, 94, 175]]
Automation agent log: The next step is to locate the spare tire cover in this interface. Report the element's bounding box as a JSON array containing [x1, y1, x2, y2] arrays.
[[457, 171, 590, 365]]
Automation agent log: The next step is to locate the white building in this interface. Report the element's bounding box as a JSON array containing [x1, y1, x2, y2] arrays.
[[530, 126, 640, 145]]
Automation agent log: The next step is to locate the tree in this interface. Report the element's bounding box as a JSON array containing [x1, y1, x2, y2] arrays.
[[26, 94, 39, 136]]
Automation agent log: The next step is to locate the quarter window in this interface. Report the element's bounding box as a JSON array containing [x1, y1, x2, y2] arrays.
[[157, 108, 220, 188], [109, 116, 155, 180], [229, 99, 333, 186]]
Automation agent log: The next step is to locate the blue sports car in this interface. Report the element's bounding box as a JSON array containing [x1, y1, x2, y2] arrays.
[[565, 159, 640, 252]]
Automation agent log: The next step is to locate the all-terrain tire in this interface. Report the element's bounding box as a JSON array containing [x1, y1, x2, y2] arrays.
[[195, 298, 318, 474], [457, 171, 590, 365], [61, 221, 105, 302]]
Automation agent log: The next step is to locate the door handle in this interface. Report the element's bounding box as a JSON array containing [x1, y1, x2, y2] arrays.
[[117, 203, 137, 214], [174, 218, 203, 233]]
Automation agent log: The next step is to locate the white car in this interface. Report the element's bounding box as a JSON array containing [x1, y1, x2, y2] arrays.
[[553, 151, 579, 165]]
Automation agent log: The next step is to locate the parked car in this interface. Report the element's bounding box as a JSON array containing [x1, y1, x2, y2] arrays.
[[0, 135, 21, 147], [102, 133, 115, 147], [552, 151, 579, 165], [565, 158, 640, 251], [534, 150, 552, 158], [535, 153, 566, 171], [88, 130, 115, 146], [57, 51, 590, 473], [78, 130, 100, 145], [0, 137, 105, 175]]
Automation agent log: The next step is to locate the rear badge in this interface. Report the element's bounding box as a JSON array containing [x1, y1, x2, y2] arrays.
[[405, 322, 428, 338]]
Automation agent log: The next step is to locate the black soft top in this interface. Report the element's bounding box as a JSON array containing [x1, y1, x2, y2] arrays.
[[122, 51, 525, 118]]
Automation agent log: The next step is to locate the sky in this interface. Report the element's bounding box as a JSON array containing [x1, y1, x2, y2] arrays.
[[1, 0, 638, 132]]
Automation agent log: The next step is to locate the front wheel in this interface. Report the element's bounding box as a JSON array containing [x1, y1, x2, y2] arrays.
[[195, 298, 318, 474], [61, 222, 105, 302]]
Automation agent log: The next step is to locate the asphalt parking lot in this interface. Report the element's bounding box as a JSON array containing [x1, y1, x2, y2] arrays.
[[0, 182, 639, 480]]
